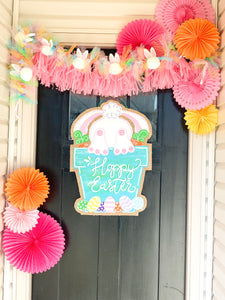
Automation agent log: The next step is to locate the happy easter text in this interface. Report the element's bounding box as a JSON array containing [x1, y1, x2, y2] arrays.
[[87, 157, 141, 194]]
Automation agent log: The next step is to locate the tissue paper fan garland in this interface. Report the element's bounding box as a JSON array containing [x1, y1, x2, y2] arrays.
[[116, 19, 165, 56], [3, 167, 65, 273], [8, 1, 221, 136], [3, 212, 65, 274], [174, 18, 220, 60], [155, 0, 215, 36], [3, 204, 39, 234], [5, 167, 50, 210], [173, 65, 221, 110], [184, 104, 218, 134]]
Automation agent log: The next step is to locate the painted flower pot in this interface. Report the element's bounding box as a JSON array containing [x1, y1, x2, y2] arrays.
[[70, 146, 151, 215]]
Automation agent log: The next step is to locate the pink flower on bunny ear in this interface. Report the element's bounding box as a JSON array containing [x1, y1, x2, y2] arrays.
[[73, 48, 89, 70], [144, 48, 161, 70], [109, 53, 123, 75]]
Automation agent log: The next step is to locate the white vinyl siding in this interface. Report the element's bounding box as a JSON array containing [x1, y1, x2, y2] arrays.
[[213, 0, 225, 299], [0, 0, 13, 299], [19, 0, 158, 47]]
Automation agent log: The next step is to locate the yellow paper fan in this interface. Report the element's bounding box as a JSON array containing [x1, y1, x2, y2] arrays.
[[184, 104, 218, 134]]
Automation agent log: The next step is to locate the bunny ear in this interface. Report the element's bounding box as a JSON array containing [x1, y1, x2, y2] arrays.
[[11, 64, 21, 72], [115, 53, 120, 63], [41, 38, 49, 46], [76, 48, 82, 57], [83, 50, 89, 59], [109, 53, 114, 62], [150, 47, 156, 57], [144, 48, 151, 58], [49, 40, 53, 48]]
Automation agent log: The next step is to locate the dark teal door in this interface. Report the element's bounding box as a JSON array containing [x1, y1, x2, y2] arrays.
[[33, 86, 187, 300]]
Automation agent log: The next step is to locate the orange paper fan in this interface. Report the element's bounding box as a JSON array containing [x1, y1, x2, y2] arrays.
[[5, 167, 50, 210], [174, 18, 220, 60]]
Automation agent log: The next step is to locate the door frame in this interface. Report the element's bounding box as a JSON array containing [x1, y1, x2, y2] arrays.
[[3, 92, 215, 300], [3, 0, 217, 295]]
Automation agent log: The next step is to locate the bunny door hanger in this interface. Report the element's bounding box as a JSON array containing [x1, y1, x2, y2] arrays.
[[70, 101, 152, 216]]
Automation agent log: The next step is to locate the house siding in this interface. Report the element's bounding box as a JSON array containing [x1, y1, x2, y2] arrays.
[[0, 0, 13, 299], [18, 0, 158, 47], [213, 0, 225, 299]]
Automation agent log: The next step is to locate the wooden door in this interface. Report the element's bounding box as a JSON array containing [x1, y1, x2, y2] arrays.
[[32, 86, 187, 300]]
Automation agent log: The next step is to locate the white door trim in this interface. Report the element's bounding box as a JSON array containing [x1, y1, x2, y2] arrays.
[[4, 0, 217, 296], [186, 132, 215, 300]]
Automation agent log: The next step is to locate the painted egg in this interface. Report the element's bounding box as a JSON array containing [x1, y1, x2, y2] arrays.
[[132, 197, 144, 210], [104, 197, 116, 212], [87, 196, 101, 212], [119, 196, 133, 212], [114, 202, 122, 213], [77, 200, 88, 211], [97, 202, 105, 212]]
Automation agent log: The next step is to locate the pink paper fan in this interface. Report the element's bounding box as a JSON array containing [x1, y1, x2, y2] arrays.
[[116, 19, 165, 56], [3, 212, 65, 274], [173, 67, 221, 110], [155, 0, 215, 37], [3, 204, 39, 234]]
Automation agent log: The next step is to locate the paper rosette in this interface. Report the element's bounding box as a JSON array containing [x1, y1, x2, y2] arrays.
[[5, 167, 50, 210], [155, 0, 215, 36], [173, 66, 221, 110], [184, 104, 218, 134], [3, 204, 39, 233], [174, 18, 220, 60], [3, 212, 65, 274], [116, 19, 165, 56]]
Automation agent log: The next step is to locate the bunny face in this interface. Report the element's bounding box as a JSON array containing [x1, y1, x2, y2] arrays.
[[144, 48, 160, 70], [73, 48, 89, 70], [41, 38, 54, 56], [109, 53, 123, 75]]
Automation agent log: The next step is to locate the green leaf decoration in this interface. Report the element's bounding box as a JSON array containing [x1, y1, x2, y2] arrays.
[[75, 138, 83, 145], [74, 130, 90, 145], [74, 130, 82, 139], [138, 129, 149, 141], [132, 133, 138, 140], [132, 129, 149, 142], [83, 135, 89, 142]]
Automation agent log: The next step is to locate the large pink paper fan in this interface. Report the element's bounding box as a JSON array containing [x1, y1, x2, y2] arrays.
[[3, 204, 39, 234], [116, 19, 165, 56], [155, 0, 215, 37], [3, 212, 65, 274], [173, 67, 221, 110]]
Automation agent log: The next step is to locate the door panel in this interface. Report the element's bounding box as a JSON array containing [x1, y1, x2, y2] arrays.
[[33, 86, 187, 300]]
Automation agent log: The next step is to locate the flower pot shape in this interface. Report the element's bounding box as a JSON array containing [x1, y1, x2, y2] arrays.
[[71, 146, 151, 216]]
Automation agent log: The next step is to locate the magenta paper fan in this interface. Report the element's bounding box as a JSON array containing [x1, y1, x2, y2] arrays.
[[116, 19, 165, 56], [3, 204, 39, 234], [155, 0, 215, 37], [3, 212, 65, 274], [173, 67, 221, 110]]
